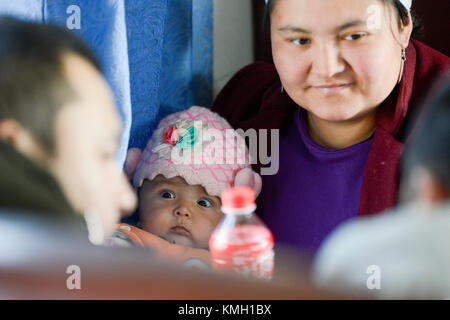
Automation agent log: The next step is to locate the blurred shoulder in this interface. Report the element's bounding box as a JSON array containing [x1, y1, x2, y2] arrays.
[[312, 202, 450, 298]]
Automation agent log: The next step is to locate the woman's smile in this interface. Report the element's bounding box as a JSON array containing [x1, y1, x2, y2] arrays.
[[312, 83, 354, 95]]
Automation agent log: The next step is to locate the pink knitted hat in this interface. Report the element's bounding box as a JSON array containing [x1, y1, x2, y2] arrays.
[[132, 106, 251, 197]]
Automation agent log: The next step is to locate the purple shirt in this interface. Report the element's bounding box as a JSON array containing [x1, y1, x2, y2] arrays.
[[257, 108, 373, 255]]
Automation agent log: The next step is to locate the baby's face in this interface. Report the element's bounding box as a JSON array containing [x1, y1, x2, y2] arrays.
[[139, 175, 223, 249]]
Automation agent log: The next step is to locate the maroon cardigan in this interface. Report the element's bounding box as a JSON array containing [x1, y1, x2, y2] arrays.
[[212, 40, 449, 217]]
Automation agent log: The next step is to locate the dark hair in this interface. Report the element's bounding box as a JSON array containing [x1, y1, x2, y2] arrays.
[[0, 17, 101, 154], [264, 0, 423, 39], [402, 75, 450, 191]]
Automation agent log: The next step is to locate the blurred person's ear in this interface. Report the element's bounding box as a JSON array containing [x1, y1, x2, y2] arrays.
[[0, 119, 21, 144], [411, 167, 450, 207], [0, 119, 48, 165]]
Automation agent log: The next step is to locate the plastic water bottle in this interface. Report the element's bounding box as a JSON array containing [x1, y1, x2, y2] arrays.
[[209, 186, 274, 280]]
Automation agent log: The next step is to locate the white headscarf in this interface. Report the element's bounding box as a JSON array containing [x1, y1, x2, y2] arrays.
[[265, 0, 412, 11], [399, 0, 412, 11]]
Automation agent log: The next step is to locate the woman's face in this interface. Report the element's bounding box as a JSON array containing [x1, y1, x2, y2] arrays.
[[270, 0, 412, 122]]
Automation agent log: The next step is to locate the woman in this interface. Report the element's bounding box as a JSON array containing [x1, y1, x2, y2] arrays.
[[212, 0, 449, 255]]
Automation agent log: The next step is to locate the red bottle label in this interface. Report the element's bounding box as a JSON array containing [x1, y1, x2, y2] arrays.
[[209, 225, 274, 280]]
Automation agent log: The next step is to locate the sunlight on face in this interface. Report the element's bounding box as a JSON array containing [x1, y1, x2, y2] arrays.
[[270, 0, 411, 122], [49, 53, 136, 239], [139, 175, 223, 249]]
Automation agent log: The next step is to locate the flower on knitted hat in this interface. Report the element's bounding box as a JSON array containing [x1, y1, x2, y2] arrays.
[[161, 125, 181, 146], [151, 119, 208, 159], [175, 119, 194, 131]]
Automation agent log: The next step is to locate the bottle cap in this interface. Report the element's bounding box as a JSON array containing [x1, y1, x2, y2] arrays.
[[221, 187, 256, 214]]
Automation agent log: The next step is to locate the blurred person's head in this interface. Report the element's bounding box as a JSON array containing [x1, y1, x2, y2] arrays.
[[0, 17, 136, 239], [400, 76, 450, 206]]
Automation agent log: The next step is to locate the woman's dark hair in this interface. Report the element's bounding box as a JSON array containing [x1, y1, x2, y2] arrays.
[[0, 16, 102, 154], [264, 0, 423, 39]]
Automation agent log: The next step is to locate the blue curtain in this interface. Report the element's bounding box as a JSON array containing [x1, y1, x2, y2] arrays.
[[0, 0, 213, 166]]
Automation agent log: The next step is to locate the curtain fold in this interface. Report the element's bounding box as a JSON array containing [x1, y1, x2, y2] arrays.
[[126, 0, 168, 151], [158, 0, 213, 126], [45, 0, 132, 167]]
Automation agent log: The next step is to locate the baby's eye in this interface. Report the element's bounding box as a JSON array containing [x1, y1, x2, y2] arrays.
[[160, 191, 175, 199], [197, 198, 213, 208], [291, 38, 311, 46], [343, 33, 366, 41]]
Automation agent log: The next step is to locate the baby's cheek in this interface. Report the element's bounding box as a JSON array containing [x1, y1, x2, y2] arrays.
[[140, 209, 170, 235], [194, 217, 221, 248], [213, 210, 224, 225]]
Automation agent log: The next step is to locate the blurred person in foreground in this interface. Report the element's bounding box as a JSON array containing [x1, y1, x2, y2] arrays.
[[312, 75, 450, 299], [0, 17, 136, 244]]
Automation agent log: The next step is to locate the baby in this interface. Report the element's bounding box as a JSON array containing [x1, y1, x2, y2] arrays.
[[117, 106, 260, 262], [137, 174, 222, 249]]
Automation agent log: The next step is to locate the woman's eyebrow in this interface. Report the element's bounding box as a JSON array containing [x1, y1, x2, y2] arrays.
[[335, 19, 366, 32], [278, 19, 366, 34], [278, 25, 311, 34]]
